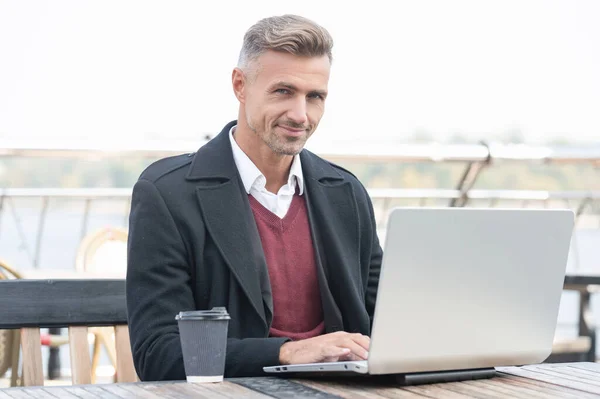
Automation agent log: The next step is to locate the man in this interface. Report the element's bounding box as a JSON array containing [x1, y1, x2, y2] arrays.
[[126, 14, 383, 380]]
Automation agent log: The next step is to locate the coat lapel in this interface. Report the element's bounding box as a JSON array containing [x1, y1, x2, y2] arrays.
[[186, 121, 271, 329], [301, 150, 362, 331]]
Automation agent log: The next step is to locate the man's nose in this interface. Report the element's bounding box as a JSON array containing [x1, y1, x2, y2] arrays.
[[286, 97, 308, 126]]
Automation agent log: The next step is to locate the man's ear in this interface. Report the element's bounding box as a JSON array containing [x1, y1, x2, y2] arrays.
[[232, 68, 246, 104]]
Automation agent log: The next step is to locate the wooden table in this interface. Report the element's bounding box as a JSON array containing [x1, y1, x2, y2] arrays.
[[1, 362, 599, 398]]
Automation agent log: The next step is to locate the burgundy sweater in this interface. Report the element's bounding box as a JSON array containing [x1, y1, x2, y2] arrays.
[[248, 193, 325, 340]]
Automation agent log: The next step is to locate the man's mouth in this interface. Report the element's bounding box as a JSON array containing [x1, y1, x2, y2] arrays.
[[278, 125, 306, 136]]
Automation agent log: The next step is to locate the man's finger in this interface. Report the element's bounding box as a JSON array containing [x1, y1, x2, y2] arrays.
[[321, 346, 351, 359], [339, 339, 369, 360], [349, 333, 371, 351], [338, 352, 363, 362]]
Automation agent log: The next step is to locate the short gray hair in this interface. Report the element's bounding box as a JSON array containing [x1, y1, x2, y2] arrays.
[[238, 15, 334, 69]]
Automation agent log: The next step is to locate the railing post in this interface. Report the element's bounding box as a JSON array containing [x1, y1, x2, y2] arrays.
[[33, 197, 50, 269], [80, 198, 92, 242], [124, 197, 132, 227], [0, 194, 5, 243], [450, 142, 492, 208], [450, 162, 487, 207], [576, 197, 591, 220]]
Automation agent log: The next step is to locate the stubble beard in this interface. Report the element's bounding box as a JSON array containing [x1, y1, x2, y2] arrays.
[[247, 117, 310, 156]]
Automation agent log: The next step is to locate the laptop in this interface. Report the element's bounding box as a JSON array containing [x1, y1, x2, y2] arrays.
[[264, 207, 575, 383]]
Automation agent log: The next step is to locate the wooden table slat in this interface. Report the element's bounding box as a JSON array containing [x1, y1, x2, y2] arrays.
[[562, 362, 600, 373], [504, 375, 600, 399], [202, 381, 274, 398], [297, 380, 396, 399], [25, 388, 67, 399], [141, 382, 220, 399], [94, 384, 142, 399], [4, 389, 36, 399], [526, 365, 600, 385], [153, 383, 202, 399], [62, 386, 102, 399], [169, 383, 218, 399], [440, 381, 511, 399], [352, 385, 431, 399], [296, 379, 428, 399], [499, 374, 597, 399], [463, 378, 546, 399], [42, 387, 80, 398], [467, 375, 585, 399], [190, 383, 233, 399], [120, 383, 182, 399], [114, 383, 165, 399], [130, 383, 179, 399], [499, 366, 600, 395], [403, 383, 478, 399], [562, 366, 600, 379], [3, 389, 36, 399], [303, 384, 384, 399], [522, 365, 600, 387], [80, 386, 122, 399]]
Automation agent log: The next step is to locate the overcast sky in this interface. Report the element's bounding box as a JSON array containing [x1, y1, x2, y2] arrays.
[[1, 0, 599, 148]]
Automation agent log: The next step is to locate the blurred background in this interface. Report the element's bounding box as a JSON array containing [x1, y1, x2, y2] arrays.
[[0, 0, 598, 384]]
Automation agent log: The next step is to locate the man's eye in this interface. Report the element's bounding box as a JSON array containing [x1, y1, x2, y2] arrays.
[[308, 93, 323, 100], [275, 89, 291, 95]]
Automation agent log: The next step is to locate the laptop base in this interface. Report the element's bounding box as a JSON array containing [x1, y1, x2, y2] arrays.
[[270, 367, 497, 386], [391, 367, 497, 386]]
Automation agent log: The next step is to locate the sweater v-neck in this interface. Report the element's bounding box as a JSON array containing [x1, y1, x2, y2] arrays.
[[248, 193, 303, 232]]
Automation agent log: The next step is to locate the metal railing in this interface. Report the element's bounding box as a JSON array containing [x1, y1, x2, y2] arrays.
[[0, 139, 599, 159], [0, 187, 599, 270], [0, 142, 598, 269]]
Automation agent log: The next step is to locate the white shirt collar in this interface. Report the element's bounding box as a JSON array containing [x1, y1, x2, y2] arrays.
[[229, 125, 304, 195]]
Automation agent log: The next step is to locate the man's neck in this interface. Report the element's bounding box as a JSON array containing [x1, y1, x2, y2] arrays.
[[233, 126, 293, 194]]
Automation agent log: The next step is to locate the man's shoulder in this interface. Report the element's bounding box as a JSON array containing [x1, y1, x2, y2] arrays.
[[304, 149, 362, 186], [326, 160, 359, 182], [138, 153, 194, 184]]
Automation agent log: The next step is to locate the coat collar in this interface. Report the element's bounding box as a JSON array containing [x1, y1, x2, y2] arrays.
[[185, 120, 343, 183]]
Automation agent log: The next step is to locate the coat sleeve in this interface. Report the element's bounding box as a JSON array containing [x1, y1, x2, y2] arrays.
[[126, 178, 289, 381]]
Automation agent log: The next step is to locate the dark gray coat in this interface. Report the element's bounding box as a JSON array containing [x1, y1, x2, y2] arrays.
[[126, 120, 383, 380]]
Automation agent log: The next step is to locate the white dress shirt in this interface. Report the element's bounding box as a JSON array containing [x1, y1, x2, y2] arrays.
[[229, 125, 304, 219]]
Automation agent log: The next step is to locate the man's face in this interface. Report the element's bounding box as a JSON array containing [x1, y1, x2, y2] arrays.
[[240, 51, 330, 156]]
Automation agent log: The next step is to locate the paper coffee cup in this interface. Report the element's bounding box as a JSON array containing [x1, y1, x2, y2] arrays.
[[176, 307, 231, 383]]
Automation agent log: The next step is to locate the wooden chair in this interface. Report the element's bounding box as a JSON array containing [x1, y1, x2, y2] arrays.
[[75, 227, 128, 277], [0, 259, 24, 387], [75, 227, 128, 382], [0, 279, 138, 386]]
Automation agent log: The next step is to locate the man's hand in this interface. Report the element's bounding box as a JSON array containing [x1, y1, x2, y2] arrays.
[[278, 332, 370, 365]]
